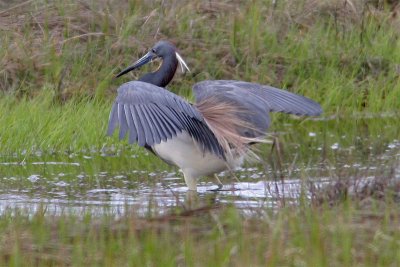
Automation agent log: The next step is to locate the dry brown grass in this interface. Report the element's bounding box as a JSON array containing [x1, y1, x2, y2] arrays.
[[310, 163, 400, 206], [0, 0, 399, 101]]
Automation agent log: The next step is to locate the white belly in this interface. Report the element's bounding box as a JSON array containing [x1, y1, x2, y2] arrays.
[[152, 131, 244, 178]]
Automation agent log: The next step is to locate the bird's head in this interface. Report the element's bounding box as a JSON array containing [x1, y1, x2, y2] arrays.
[[116, 41, 190, 78]]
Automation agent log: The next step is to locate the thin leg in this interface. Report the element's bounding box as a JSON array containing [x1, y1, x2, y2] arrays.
[[231, 172, 240, 183], [184, 190, 199, 209], [227, 171, 239, 191], [183, 173, 197, 191], [207, 174, 223, 191], [214, 174, 223, 190]]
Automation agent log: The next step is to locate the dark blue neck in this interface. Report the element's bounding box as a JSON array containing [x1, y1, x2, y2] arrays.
[[139, 54, 178, 87]]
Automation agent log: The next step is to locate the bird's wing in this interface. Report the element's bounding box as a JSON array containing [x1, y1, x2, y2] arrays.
[[107, 81, 224, 158], [192, 80, 322, 137]]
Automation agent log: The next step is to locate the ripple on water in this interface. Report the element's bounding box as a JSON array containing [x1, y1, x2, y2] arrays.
[[0, 116, 399, 217], [0, 175, 332, 217], [0, 151, 397, 217]]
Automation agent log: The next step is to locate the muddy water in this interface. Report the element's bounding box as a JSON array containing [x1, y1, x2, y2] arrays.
[[0, 115, 399, 216]]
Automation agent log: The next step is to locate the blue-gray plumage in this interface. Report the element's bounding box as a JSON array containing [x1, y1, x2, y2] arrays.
[[108, 40, 322, 191], [107, 81, 225, 158], [193, 80, 322, 138]]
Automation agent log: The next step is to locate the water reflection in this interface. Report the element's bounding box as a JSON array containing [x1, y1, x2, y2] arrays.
[[0, 178, 325, 216], [0, 116, 399, 216]]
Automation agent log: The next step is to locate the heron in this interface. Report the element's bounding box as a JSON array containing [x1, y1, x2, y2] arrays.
[[107, 40, 322, 191]]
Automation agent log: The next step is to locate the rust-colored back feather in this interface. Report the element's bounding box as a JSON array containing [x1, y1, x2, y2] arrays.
[[195, 97, 264, 158]]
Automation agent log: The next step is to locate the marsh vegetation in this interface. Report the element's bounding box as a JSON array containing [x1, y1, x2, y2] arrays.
[[0, 0, 399, 266]]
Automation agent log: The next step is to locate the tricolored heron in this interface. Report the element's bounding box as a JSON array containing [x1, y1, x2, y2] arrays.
[[107, 41, 322, 191]]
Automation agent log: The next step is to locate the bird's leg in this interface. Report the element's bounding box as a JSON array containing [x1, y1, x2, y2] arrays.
[[228, 171, 240, 191], [183, 173, 198, 191], [213, 174, 224, 191], [184, 190, 199, 209], [231, 172, 241, 183]]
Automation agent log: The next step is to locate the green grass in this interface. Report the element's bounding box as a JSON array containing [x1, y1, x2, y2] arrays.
[[0, 200, 399, 266], [1, 0, 399, 152], [0, 91, 118, 155], [1, 91, 399, 158]]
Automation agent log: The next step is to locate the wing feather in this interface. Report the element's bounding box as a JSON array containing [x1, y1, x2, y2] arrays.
[[193, 80, 322, 137], [151, 105, 176, 139], [117, 103, 128, 140], [130, 105, 146, 147], [137, 105, 155, 145], [107, 103, 118, 136], [124, 105, 137, 143], [156, 105, 184, 132], [194, 80, 322, 116], [141, 105, 162, 144], [107, 81, 224, 158], [134, 105, 153, 145]]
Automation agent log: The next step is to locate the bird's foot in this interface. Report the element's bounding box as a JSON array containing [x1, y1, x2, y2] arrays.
[[208, 183, 224, 192], [208, 184, 241, 192], [207, 174, 224, 191]]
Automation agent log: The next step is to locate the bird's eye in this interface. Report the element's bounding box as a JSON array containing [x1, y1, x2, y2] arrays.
[[151, 48, 156, 53]]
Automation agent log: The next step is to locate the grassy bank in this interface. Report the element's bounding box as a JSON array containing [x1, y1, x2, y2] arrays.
[[0, 92, 109, 154], [1, 0, 400, 152], [1, 0, 400, 111], [1, 92, 399, 156]]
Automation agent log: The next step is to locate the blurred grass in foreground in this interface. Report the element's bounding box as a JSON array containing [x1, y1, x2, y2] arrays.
[[0, 200, 399, 266]]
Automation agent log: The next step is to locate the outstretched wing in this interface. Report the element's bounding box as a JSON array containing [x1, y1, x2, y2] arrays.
[[107, 81, 224, 158], [193, 80, 322, 138]]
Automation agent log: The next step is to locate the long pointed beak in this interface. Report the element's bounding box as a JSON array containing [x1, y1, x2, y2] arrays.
[[116, 51, 157, 78]]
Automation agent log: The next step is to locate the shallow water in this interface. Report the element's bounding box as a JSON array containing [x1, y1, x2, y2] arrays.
[[0, 116, 399, 216]]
